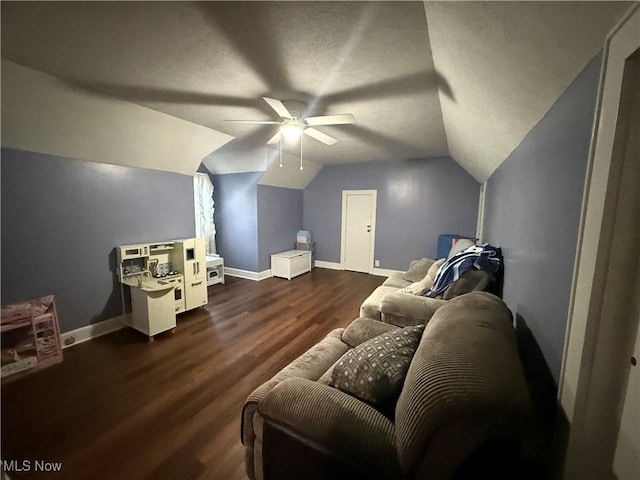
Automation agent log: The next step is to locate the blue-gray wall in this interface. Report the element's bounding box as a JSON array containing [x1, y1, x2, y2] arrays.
[[1, 148, 196, 332], [210, 171, 261, 272], [303, 157, 480, 270], [483, 53, 602, 382], [257, 185, 303, 271]]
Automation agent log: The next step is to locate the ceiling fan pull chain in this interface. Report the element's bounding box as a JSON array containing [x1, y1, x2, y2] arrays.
[[300, 137, 303, 170], [279, 138, 283, 168]]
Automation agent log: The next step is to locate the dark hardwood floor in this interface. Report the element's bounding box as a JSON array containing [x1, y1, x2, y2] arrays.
[[1, 269, 384, 479]]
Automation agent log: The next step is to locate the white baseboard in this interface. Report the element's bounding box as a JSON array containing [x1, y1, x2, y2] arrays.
[[314, 261, 342, 270], [224, 267, 272, 281], [257, 269, 272, 281], [57, 265, 396, 350], [60, 313, 129, 349], [371, 267, 402, 277]]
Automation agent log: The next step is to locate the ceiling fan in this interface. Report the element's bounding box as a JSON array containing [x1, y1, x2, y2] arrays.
[[226, 97, 356, 146]]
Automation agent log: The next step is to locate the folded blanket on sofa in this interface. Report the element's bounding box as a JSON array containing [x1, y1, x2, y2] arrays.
[[424, 244, 503, 298]]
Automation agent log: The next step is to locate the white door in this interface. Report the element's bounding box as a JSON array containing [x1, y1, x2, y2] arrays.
[[341, 190, 376, 273], [613, 302, 640, 479]]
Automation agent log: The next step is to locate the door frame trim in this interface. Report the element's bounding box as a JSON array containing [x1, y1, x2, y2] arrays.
[[340, 189, 377, 273], [559, 4, 639, 477]]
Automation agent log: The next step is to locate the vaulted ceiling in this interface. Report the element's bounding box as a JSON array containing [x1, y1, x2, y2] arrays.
[[0, 1, 632, 182]]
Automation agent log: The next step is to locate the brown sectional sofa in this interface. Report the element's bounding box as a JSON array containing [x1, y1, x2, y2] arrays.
[[241, 292, 530, 480], [360, 242, 492, 325]]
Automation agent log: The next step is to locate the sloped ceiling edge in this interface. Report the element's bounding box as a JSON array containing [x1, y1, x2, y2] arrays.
[[1, 60, 233, 176], [425, 1, 633, 182]]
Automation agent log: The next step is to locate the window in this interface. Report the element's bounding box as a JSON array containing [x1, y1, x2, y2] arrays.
[[193, 173, 216, 255]]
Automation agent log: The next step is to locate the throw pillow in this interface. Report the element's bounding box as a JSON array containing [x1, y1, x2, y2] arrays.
[[402, 258, 435, 283], [329, 324, 425, 408]]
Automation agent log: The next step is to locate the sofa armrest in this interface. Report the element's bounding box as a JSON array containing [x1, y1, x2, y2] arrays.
[[257, 378, 399, 478], [341, 317, 399, 347], [242, 328, 349, 446], [380, 292, 447, 326]]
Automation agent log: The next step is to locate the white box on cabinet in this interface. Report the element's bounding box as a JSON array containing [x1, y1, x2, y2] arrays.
[[271, 250, 312, 280], [296, 230, 311, 243]]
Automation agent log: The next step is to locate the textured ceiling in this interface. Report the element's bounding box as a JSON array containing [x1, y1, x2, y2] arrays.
[[424, 1, 633, 181], [0, 1, 633, 181]]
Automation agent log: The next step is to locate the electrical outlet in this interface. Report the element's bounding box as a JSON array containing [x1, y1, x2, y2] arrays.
[[374, 260, 380, 267]]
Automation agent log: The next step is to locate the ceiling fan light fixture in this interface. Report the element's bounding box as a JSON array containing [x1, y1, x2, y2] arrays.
[[230, 96, 351, 147], [280, 123, 304, 140]]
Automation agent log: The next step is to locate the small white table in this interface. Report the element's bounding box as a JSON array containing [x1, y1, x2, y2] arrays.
[[271, 250, 312, 280]]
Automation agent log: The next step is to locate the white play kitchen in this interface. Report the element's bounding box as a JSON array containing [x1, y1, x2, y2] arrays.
[[116, 237, 213, 341]]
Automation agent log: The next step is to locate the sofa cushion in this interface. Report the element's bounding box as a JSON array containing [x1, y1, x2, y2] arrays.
[[329, 324, 425, 409], [400, 258, 445, 295], [382, 274, 412, 289], [380, 293, 448, 327], [342, 317, 400, 348], [423, 257, 446, 286], [402, 258, 436, 283], [360, 286, 398, 321]]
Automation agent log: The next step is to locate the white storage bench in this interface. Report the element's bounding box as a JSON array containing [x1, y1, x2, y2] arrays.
[[271, 250, 312, 280]]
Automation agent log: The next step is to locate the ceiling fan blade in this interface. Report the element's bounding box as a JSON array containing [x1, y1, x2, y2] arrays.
[[304, 128, 337, 146], [224, 120, 279, 124], [266, 131, 282, 145], [305, 114, 356, 126], [263, 97, 292, 119]]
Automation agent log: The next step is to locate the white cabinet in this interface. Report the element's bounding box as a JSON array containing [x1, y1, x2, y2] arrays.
[[172, 238, 208, 310], [130, 285, 176, 341], [185, 278, 207, 310], [271, 250, 312, 280]]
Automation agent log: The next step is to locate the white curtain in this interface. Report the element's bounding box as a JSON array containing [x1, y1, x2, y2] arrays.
[[194, 173, 217, 255]]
